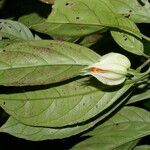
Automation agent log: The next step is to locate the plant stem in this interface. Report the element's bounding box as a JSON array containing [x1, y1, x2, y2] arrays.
[[39, 0, 55, 4], [137, 58, 150, 72]]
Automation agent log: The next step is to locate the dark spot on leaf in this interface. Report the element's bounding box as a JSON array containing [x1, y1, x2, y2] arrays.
[[3, 101, 5, 105], [125, 14, 131, 18], [83, 103, 85, 106], [65, 2, 74, 7], [129, 10, 132, 13], [76, 17, 80, 20], [115, 123, 119, 126], [122, 34, 128, 41], [137, 0, 145, 6], [3, 50, 6, 52], [65, 2, 69, 6]]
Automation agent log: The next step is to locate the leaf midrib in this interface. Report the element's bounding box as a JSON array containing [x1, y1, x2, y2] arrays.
[[0, 63, 88, 72], [45, 21, 140, 35], [0, 88, 99, 101]]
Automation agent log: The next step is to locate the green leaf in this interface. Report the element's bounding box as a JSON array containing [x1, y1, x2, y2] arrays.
[[111, 29, 144, 55], [46, 0, 142, 38], [0, 88, 130, 141], [19, 0, 145, 54], [0, 40, 100, 86], [0, 116, 98, 141], [127, 89, 150, 104], [134, 145, 150, 150], [0, 77, 133, 127], [72, 106, 150, 150], [0, 19, 36, 40], [110, 0, 150, 23], [19, 0, 142, 39]]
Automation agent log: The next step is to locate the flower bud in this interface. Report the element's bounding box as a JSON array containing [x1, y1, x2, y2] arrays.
[[82, 53, 131, 85]]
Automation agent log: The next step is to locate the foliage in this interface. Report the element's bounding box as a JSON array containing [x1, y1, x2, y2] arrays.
[[0, 0, 150, 149]]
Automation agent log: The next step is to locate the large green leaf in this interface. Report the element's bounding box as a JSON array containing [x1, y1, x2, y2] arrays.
[[0, 19, 37, 40], [0, 87, 131, 141], [0, 116, 98, 141], [0, 77, 133, 127], [19, 0, 144, 55], [19, 0, 142, 38], [72, 106, 150, 150], [0, 40, 100, 86], [110, 0, 150, 23]]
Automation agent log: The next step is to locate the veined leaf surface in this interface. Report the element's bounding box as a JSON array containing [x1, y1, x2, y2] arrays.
[[72, 106, 150, 150], [0, 88, 131, 140], [0, 77, 133, 127], [0, 40, 100, 86]]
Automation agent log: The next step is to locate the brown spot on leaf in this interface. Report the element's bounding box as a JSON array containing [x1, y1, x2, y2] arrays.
[[65, 2, 74, 7]]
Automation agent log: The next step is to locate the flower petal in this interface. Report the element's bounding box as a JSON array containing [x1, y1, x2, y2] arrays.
[[99, 52, 131, 68], [91, 73, 126, 85]]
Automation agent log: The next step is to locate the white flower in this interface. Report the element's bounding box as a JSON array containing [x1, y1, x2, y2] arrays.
[[82, 53, 131, 85]]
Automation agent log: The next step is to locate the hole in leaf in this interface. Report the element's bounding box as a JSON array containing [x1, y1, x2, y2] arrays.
[[137, 0, 145, 6]]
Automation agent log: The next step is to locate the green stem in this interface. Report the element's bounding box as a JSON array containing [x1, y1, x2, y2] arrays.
[[136, 59, 150, 72], [142, 34, 150, 42]]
